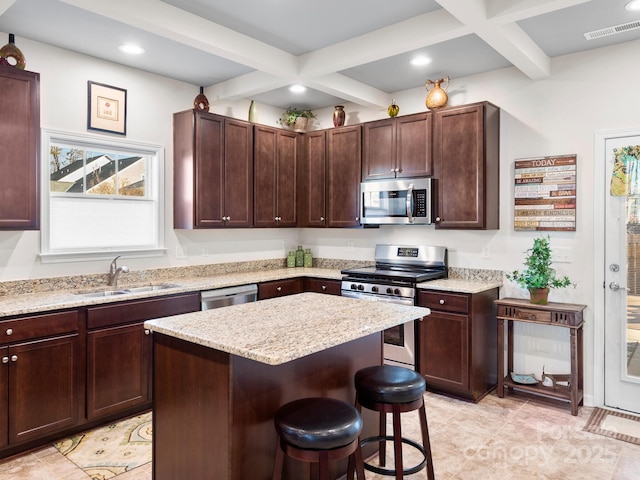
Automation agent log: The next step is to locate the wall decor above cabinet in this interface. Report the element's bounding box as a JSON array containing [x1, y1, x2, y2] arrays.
[[173, 110, 254, 229], [362, 112, 432, 180]]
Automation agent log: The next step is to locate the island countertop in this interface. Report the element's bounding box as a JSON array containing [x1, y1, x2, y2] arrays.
[[144, 292, 430, 365]]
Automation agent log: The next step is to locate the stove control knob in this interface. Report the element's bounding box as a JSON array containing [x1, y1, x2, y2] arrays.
[[394, 288, 401, 295], [372, 286, 379, 293], [350, 284, 358, 290], [386, 287, 393, 294], [357, 284, 365, 291]]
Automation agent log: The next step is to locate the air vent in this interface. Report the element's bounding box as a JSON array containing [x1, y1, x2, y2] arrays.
[[584, 20, 640, 40]]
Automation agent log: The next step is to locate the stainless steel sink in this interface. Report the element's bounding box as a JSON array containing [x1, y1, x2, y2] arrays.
[[123, 284, 180, 293], [80, 290, 129, 297], [76, 284, 180, 298]]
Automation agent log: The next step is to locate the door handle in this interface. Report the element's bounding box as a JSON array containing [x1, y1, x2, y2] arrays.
[[406, 183, 414, 224], [609, 281, 630, 292]]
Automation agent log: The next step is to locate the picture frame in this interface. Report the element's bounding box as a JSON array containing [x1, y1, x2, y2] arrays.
[[87, 81, 127, 135]]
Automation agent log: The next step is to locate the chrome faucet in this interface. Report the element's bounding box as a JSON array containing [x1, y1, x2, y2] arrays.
[[108, 255, 129, 287]]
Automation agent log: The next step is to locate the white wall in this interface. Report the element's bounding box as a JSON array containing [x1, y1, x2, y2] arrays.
[[2, 33, 639, 405]]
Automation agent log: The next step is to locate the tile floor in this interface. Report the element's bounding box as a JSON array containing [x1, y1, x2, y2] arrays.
[[1, 391, 639, 480]]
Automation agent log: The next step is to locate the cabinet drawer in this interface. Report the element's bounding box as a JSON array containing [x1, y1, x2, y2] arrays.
[[0, 310, 79, 343], [86, 292, 201, 329], [418, 290, 469, 314], [304, 278, 341, 296], [258, 278, 304, 300]]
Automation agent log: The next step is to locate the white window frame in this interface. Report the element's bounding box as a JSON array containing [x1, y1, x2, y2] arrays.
[[40, 128, 166, 263]]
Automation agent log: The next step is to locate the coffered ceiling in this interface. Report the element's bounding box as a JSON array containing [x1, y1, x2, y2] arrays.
[[1, 0, 639, 110]]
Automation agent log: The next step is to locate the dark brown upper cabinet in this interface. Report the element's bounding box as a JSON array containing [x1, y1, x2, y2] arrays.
[[432, 102, 500, 230], [173, 110, 253, 228], [298, 131, 328, 228], [254, 125, 298, 227], [326, 125, 362, 228], [0, 66, 40, 230], [362, 112, 432, 181]]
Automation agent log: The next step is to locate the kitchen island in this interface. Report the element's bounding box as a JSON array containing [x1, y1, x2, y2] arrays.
[[144, 292, 430, 480]]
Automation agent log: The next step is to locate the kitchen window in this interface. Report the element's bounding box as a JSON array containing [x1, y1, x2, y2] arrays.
[[40, 129, 165, 263]]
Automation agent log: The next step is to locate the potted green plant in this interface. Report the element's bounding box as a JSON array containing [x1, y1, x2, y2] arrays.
[[277, 107, 316, 132], [505, 236, 575, 304]]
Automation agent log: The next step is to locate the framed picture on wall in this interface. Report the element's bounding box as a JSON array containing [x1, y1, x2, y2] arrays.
[[87, 81, 127, 135]]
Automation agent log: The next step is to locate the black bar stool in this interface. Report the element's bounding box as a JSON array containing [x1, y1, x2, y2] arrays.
[[349, 365, 435, 480], [272, 397, 366, 480]]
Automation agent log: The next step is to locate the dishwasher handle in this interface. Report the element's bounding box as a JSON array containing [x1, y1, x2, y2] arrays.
[[201, 284, 258, 301], [200, 284, 258, 310]]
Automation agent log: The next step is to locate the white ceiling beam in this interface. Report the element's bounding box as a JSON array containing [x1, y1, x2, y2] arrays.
[[60, 0, 298, 77], [487, 0, 593, 24], [0, 0, 16, 15], [298, 9, 471, 78], [206, 71, 288, 103], [435, 0, 551, 79], [306, 73, 390, 109]]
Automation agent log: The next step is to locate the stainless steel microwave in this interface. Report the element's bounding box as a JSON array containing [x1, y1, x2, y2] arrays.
[[360, 178, 433, 225]]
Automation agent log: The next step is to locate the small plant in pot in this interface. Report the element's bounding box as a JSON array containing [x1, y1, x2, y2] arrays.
[[505, 236, 575, 305], [277, 107, 316, 132]]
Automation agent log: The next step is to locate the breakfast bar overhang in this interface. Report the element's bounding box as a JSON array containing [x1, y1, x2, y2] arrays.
[[144, 292, 430, 480]]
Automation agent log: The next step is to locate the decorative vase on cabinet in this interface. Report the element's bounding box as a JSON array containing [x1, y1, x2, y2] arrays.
[[333, 105, 345, 127], [425, 76, 449, 110], [248, 100, 258, 123]]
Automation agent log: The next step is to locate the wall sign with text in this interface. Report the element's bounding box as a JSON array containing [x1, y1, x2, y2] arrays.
[[513, 154, 576, 231]]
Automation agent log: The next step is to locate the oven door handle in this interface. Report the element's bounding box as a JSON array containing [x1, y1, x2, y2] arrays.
[[406, 183, 414, 224]]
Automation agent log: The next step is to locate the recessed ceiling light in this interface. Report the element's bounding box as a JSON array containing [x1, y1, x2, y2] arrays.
[[410, 56, 432, 67], [626, 0, 640, 10], [289, 84, 306, 93], [118, 44, 145, 55]]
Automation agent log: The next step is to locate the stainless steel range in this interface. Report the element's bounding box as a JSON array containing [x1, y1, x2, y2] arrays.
[[341, 244, 448, 370]]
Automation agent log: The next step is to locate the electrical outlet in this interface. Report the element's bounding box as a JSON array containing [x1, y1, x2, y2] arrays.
[[481, 246, 491, 258], [201, 245, 210, 256], [347, 241, 355, 252], [552, 247, 572, 263], [176, 246, 186, 258]]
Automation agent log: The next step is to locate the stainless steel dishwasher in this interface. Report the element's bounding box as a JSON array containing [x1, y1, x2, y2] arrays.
[[200, 284, 258, 310]]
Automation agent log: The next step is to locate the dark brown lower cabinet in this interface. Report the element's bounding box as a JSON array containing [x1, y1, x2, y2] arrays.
[[417, 288, 498, 402], [85, 293, 200, 421], [257, 278, 304, 300], [0, 310, 83, 451], [303, 277, 341, 295], [87, 323, 151, 420]]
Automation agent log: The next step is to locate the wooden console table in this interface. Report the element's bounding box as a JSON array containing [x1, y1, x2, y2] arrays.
[[495, 298, 586, 415]]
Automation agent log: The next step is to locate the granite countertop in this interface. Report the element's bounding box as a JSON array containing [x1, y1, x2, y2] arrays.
[[144, 292, 430, 365], [0, 268, 342, 318], [418, 278, 502, 294], [0, 265, 501, 318]]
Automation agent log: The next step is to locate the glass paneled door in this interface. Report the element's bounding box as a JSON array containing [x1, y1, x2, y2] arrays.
[[604, 131, 640, 413]]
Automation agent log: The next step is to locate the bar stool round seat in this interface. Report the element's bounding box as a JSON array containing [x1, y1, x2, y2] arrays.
[[272, 397, 366, 480], [351, 365, 435, 480]]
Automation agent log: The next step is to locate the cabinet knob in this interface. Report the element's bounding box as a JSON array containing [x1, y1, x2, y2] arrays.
[[390, 169, 395, 173], [355, 216, 359, 221], [320, 216, 325, 222], [322, 285, 327, 290], [227, 216, 231, 221], [439, 299, 445, 305], [145, 329, 151, 335], [10, 355, 17, 362], [276, 286, 282, 291], [6, 328, 13, 336], [1, 356, 8, 364], [435, 217, 441, 222]]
